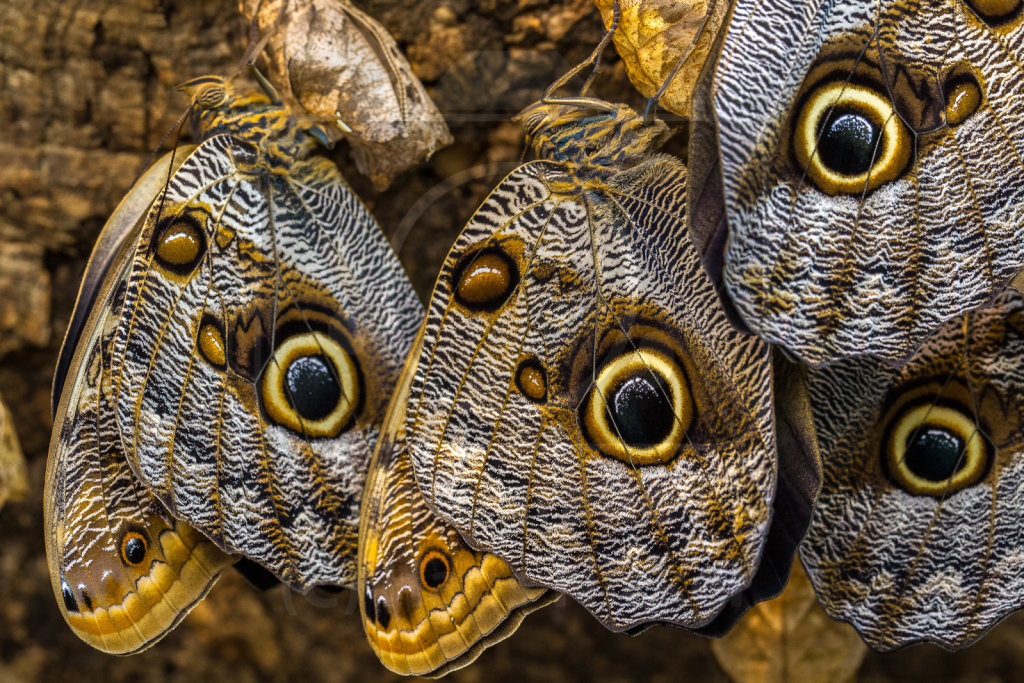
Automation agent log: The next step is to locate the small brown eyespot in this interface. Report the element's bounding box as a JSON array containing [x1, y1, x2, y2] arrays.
[[453, 247, 518, 312], [515, 358, 548, 403], [153, 214, 206, 275]]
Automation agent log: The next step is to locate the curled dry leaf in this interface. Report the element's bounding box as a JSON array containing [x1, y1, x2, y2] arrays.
[[240, 0, 453, 189], [710, 563, 867, 683], [0, 393, 27, 509], [592, 0, 727, 118]]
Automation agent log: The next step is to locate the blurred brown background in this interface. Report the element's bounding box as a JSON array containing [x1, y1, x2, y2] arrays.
[[0, 0, 1022, 680]]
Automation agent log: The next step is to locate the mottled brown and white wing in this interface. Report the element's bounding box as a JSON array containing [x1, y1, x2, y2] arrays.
[[801, 288, 1024, 649]]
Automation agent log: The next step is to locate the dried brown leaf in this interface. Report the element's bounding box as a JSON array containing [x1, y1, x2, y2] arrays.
[[593, 0, 728, 118], [0, 393, 27, 509], [240, 0, 453, 189], [711, 563, 867, 683]]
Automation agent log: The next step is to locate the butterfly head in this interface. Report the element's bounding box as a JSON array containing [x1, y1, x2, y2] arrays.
[[516, 99, 668, 170], [177, 75, 329, 161]]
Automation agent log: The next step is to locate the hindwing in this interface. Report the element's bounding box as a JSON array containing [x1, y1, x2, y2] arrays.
[[404, 100, 817, 631], [46, 152, 233, 654], [692, 0, 1024, 365], [800, 287, 1024, 649], [358, 328, 553, 676], [108, 77, 423, 591]]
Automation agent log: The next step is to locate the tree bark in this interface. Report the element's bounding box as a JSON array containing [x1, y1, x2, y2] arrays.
[[0, 0, 1018, 680]]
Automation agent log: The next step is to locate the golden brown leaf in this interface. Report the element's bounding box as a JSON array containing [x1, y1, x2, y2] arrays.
[[592, 0, 728, 118], [0, 393, 27, 509], [710, 563, 867, 683], [240, 0, 453, 189]]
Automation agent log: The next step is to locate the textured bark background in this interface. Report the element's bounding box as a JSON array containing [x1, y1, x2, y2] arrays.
[[0, 0, 1021, 680]]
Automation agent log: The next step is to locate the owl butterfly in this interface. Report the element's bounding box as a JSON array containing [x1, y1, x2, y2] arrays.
[[799, 286, 1024, 649], [689, 0, 1024, 366], [107, 75, 422, 592], [46, 150, 235, 654], [401, 83, 820, 630], [240, 0, 453, 189], [358, 328, 556, 676]]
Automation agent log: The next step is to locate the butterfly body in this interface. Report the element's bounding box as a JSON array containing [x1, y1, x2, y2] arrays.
[[109, 76, 422, 591]]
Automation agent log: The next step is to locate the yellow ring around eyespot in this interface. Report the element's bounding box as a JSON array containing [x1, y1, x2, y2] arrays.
[[584, 347, 690, 466], [794, 81, 910, 195], [261, 331, 359, 437], [884, 404, 988, 497]]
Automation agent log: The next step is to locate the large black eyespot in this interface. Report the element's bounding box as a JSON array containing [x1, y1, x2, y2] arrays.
[[261, 331, 361, 437], [792, 79, 911, 194], [817, 109, 881, 176], [419, 550, 451, 590], [120, 530, 148, 566], [285, 354, 341, 421], [581, 346, 693, 466], [903, 426, 966, 482], [882, 401, 992, 497], [607, 373, 676, 446]]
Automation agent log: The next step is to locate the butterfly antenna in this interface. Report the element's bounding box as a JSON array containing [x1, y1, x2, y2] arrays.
[[643, 4, 714, 123], [543, 0, 620, 101], [579, 0, 621, 97]]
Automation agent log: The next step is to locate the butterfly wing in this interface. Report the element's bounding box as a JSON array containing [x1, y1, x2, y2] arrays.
[[46, 151, 233, 653], [110, 83, 422, 591], [695, 0, 1024, 365], [359, 327, 554, 676], [800, 287, 1024, 649], [405, 140, 791, 631]]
